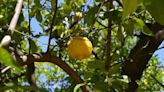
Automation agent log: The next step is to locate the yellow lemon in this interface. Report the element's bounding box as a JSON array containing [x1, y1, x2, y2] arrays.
[[74, 12, 83, 21], [68, 37, 93, 60]]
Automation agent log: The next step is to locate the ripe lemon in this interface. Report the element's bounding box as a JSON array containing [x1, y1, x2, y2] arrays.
[[74, 12, 83, 21], [68, 37, 93, 60]]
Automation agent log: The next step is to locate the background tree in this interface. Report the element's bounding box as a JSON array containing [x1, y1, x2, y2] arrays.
[[0, 0, 164, 92]]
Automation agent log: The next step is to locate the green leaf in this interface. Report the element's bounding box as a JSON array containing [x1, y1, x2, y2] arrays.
[[133, 17, 153, 36], [108, 63, 121, 75], [85, 6, 99, 25], [124, 19, 135, 36], [21, 40, 27, 49], [143, 0, 164, 25], [53, 25, 65, 37], [34, 0, 41, 6], [0, 47, 21, 71], [94, 78, 109, 92], [87, 60, 104, 69], [122, 0, 141, 19], [36, 11, 42, 22], [61, 3, 71, 14], [30, 39, 37, 53], [13, 32, 23, 44], [30, 6, 38, 17], [109, 79, 128, 90], [73, 83, 85, 92], [117, 25, 124, 42]]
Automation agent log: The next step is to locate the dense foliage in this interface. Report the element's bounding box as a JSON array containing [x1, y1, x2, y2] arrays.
[[0, 0, 164, 92]]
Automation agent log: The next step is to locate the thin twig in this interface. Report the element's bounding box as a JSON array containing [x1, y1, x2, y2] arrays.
[[96, 19, 108, 28], [28, 0, 32, 54], [1, 66, 11, 73], [69, 21, 78, 29], [115, 0, 123, 7], [90, 1, 105, 29], [47, 0, 58, 52], [157, 46, 164, 50], [150, 74, 164, 88], [14, 29, 54, 46], [92, 51, 99, 59]]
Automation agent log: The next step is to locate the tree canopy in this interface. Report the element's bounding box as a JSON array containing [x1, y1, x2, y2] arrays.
[[0, 0, 164, 92]]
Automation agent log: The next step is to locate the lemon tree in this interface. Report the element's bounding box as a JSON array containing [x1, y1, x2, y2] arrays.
[[0, 0, 164, 92]]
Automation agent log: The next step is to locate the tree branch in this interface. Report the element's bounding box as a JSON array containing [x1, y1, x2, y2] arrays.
[[5, 0, 23, 77], [69, 21, 78, 29], [105, 0, 113, 70], [26, 0, 36, 86], [27, 63, 36, 86], [123, 23, 164, 92], [8, 0, 23, 34], [12, 51, 90, 92], [4, 0, 23, 75]]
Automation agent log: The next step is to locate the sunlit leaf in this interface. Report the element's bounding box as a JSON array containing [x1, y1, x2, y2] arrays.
[[122, 0, 141, 19], [133, 17, 153, 36], [73, 83, 85, 92], [108, 63, 121, 75], [0, 47, 21, 71]]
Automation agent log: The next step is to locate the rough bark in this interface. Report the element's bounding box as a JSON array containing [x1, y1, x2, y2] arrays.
[[123, 23, 164, 92]]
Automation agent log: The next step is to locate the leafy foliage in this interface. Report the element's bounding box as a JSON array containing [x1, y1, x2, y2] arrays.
[[0, 0, 164, 92]]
